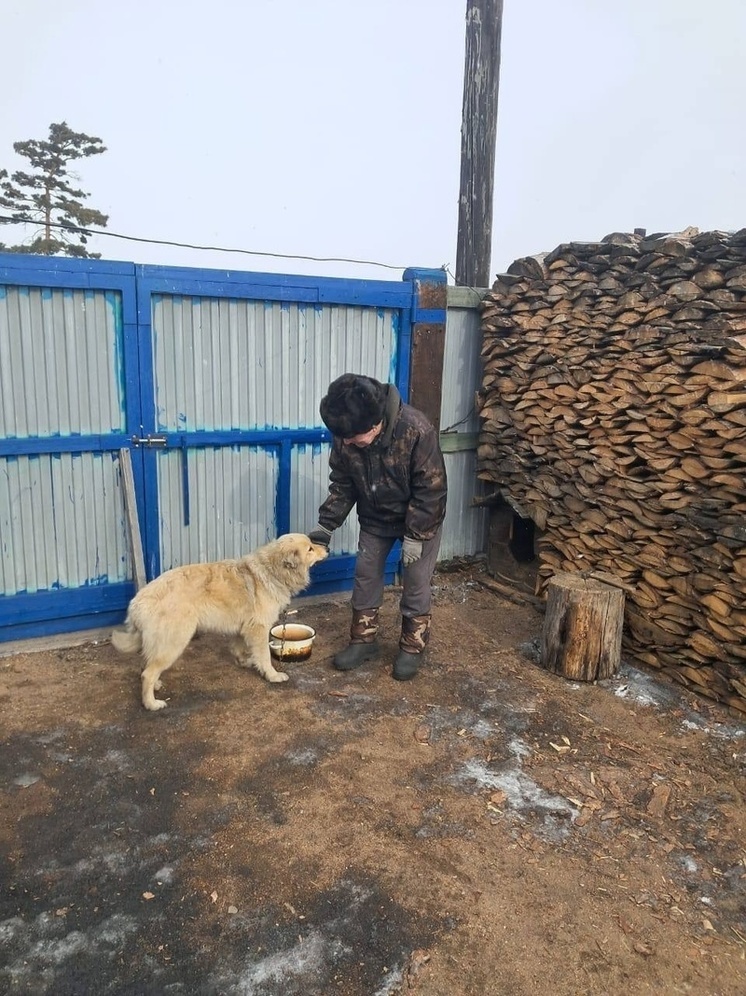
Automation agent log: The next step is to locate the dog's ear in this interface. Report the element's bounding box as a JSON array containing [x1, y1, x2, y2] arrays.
[[282, 547, 302, 571]]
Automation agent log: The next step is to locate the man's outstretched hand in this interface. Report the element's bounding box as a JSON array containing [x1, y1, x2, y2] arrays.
[[309, 525, 333, 548]]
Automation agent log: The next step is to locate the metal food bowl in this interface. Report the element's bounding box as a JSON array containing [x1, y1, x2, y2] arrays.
[[269, 623, 317, 662]]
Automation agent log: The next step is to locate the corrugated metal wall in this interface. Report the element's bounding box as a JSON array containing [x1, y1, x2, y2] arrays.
[[438, 286, 488, 561]]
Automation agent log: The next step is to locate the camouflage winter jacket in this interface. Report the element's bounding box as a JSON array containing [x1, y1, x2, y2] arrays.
[[317, 385, 447, 541]]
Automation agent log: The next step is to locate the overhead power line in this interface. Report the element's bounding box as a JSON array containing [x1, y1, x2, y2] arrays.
[[0, 214, 409, 272]]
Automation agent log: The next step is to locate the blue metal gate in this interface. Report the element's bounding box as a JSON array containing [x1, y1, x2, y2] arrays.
[[0, 253, 430, 642]]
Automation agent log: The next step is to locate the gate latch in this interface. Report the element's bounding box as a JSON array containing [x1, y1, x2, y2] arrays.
[[131, 434, 168, 448]]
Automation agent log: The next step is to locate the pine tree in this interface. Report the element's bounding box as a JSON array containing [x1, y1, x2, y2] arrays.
[[0, 122, 108, 258]]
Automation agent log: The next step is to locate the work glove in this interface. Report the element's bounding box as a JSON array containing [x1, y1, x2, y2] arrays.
[[401, 536, 423, 567], [308, 524, 333, 548]]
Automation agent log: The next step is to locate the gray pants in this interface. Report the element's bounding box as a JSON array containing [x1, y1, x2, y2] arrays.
[[351, 528, 442, 617]]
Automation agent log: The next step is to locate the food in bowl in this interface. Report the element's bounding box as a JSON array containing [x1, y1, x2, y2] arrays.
[[269, 623, 317, 662]]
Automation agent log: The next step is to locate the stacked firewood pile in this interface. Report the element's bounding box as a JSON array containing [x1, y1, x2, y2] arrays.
[[477, 227, 746, 714]]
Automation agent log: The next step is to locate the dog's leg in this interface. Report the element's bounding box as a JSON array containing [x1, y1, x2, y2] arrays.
[[141, 657, 177, 710], [228, 636, 251, 667], [241, 623, 289, 683], [140, 626, 193, 710]]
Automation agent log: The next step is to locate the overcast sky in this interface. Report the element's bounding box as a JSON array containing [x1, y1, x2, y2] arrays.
[[1, 0, 744, 284]]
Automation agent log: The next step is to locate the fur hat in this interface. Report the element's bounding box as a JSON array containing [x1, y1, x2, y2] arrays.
[[320, 374, 387, 438]]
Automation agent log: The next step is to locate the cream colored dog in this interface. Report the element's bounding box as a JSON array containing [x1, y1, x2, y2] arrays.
[[111, 533, 328, 711]]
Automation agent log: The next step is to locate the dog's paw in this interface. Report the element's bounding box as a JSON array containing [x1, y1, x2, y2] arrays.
[[144, 699, 168, 711], [268, 670, 289, 683]]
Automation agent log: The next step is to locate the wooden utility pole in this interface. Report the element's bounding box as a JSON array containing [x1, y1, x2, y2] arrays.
[[456, 0, 503, 287]]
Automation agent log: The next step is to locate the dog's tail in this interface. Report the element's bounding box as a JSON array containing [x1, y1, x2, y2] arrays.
[[111, 618, 142, 655]]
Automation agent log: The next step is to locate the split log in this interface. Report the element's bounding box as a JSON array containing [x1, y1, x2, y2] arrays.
[[541, 573, 625, 681]]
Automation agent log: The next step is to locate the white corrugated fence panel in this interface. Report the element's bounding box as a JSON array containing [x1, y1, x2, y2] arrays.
[[157, 446, 279, 570], [0, 286, 123, 437], [439, 288, 488, 561], [0, 285, 129, 596], [152, 296, 397, 432], [290, 443, 359, 555], [439, 451, 486, 561], [0, 453, 129, 594]]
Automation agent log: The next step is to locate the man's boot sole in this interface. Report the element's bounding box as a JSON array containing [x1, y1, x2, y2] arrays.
[[333, 644, 381, 672]]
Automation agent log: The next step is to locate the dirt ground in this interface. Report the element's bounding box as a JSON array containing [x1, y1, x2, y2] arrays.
[[1, 562, 745, 996]]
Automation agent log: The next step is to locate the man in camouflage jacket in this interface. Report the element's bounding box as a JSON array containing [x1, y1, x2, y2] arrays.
[[309, 373, 447, 680]]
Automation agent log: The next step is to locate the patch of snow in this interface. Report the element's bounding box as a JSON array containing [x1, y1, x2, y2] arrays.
[[613, 664, 680, 710], [73, 847, 136, 876], [231, 931, 352, 995], [0, 916, 25, 943], [286, 748, 319, 766], [613, 683, 657, 707], [470, 719, 494, 741], [455, 760, 578, 823], [508, 738, 532, 761], [102, 749, 131, 771], [372, 966, 405, 995], [710, 724, 745, 741], [0, 914, 138, 988]]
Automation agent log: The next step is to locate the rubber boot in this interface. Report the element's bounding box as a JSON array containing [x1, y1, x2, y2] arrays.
[[393, 614, 431, 681], [333, 608, 381, 671]]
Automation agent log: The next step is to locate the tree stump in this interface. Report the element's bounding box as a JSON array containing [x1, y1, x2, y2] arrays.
[[541, 572, 625, 681]]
